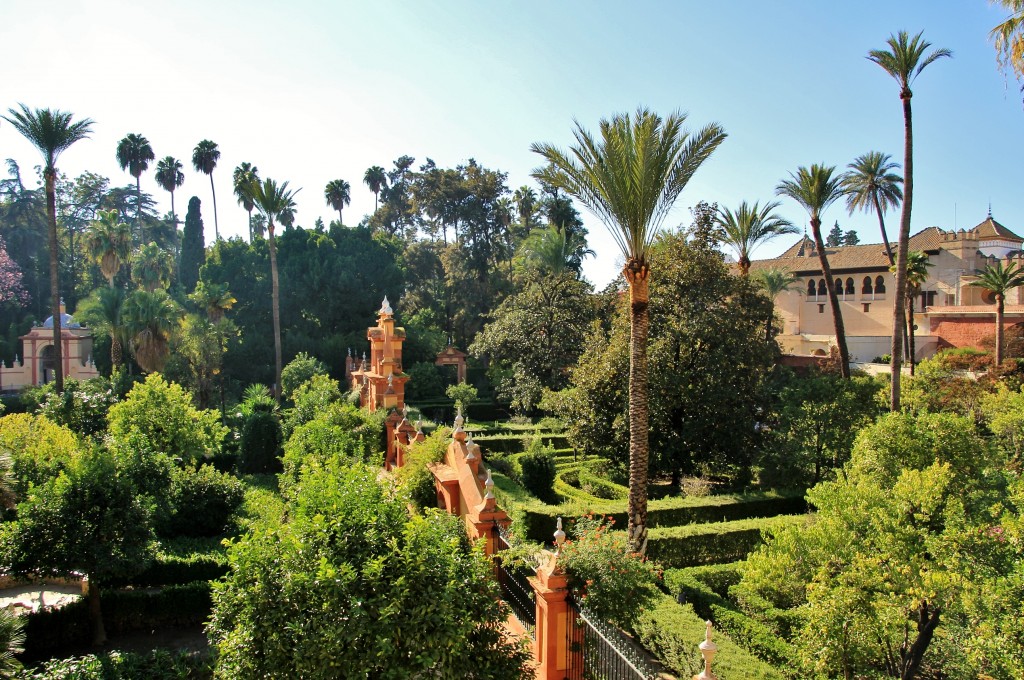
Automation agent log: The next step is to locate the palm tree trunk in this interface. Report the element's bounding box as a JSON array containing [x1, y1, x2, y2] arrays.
[[45, 169, 64, 393], [135, 175, 142, 242], [210, 174, 220, 240], [111, 334, 122, 368], [87, 579, 106, 646], [268, 222, 283, 400], [872, 192, 895, 265], [810, 218, 851, 378], [891, 94, 914, 412], [739, 256, 751, 277], [997, 295, 1005, 366], [625, 263, 651, 554], [908, 291, 916, 375], [338, 208, 344, 225], [247, 208, 253, 242]]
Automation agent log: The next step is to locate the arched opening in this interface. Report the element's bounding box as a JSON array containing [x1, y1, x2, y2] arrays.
[[817, 280, 827, 297], [981, 289, 997, 305], [812, 348, 828, 357], [862, 276, 874, 296], [875, 276, 886, 295], [39, 344, 57, 384], [807, 279, 816, 299], [845, 278, 855, 297]]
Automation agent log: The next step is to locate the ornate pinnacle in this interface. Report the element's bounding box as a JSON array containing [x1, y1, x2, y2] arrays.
[[554, 517, 566, 552]]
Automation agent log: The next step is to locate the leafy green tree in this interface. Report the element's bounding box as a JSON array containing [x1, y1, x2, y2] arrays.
[[0, 413, 84, 497], [324, 178, 351, 224], [280, 351, 327, 401], [131, 241, 174, 292], [363, 165, 387, 211], [446, 381, 478, 416], [825, 220, 843, 247], [179, 196, 205, 293], [115, 133, 155, 236], [2, 104, 94, 394], [843, 151, 903, 263], [842, 230, 859, 245], [192, 140, 221, 239], [752, 266, 798, 342], [776, 164, 851, 378], [0, 449, 155, 645], [170, 312, 233, 409], [869, 31, 951, 411], [245, 177, 299, 400], [208, 462, 532, 678], [123, 289, 181, 373], [533, 108, 726, 553], [715, 200, 796, 276], [232, 162, 258, 241], [154, 155, 185, 230], [84, 208, 131, 286], [971, 260, 1024, 366]]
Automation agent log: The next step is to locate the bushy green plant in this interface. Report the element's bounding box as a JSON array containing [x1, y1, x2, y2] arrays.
[[558, 515, 661, 630], [395, 426, 451, 511], [446, 382, 478, 415], [405, 361, 445, 401], [518, 437, 556, 501], [107, 374, 227, 462], [34, 377, 118, 438], [0, 607, 24, 677], [159, 464, 244, 537], [238, 410, 282, 474], [10, 649, 213, 679], [0, 413, 84, 497], [286, 373, 342, 435], [280, 351, 327, 401]]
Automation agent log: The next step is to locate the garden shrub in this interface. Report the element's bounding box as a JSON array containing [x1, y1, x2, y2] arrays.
[[646, 515, 807, 568], [238, 410, 283, 474], [0, 413, 83, 496], [159, 464, 244, 537], [122, 551, 228, 588], [12, 649, 214, 679], [405, 361, 445, 401], [286, 374, 342, 435], [280, 351, 327, 401], [518, 438, 557, 501], [34, 377, 118, 439], [395, 427, 451, 511]]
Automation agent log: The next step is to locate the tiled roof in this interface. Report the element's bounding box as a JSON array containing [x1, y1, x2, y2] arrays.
[[971, 216, 1022, 242]]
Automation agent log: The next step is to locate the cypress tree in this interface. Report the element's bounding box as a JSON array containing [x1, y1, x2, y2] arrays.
[[180, 196, 205, 293]]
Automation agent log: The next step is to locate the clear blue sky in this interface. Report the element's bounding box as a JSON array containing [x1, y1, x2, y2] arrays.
[[1, 1, 1021, 287]]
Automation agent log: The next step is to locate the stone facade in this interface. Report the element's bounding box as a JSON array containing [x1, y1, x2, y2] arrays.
[[0, 304, 98, 391]]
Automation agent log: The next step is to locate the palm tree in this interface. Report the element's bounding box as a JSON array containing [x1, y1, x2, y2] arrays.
[[192, 140, 222, 239], [115, 133, 155, 238], [233, 162, 259, 240], [514, 185, 538, 229], [123, 289, 181, 373], [246, 177, 300, 400], [897, 250, 933, 374], [991, 1, 1024, 83], [532, 108, 726, 553], [154, 156, 185, 228], [77, 286, 128, 368], [324, 179, 352, 224], [0, 607, 25, 678], [842, 151, 903, 264], [970, 261, 1024, 366], [2, 105, 93, 394], [190, 280, 236, 323], [776, 164, 851, 378], [715, 200, 797, 276], [363, 166, 386, 211], [753, 267, 799, 342], [519, 224, 594, 277], [868, 31, 951, 411], [84, 209, 132, 286], [131, 242, 174, 292]]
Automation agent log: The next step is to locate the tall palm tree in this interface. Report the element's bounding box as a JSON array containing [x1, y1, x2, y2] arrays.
[[115, 133, 155, 239], [324, 179, 352, 224], [84, 209, 132, 286], [842, 151, 903, 264], [518, 224, 594, 277], [154, 156, 185, 229], [991, 1, 1024, 84], [193, 140, 222, 240], [233, 162, 259, 240], [715, 200, 796, 276], [245, 177, 300, 400], [753, 267, 799, 342], [77, 286, 128, 368], [2, 104, 93, 394], [970, 261, 1024, 366], [532, 108, 726, 553], [868, 31, 951, 411], [897, 250, 933, 374], [131, 242, 174, 292], [776, 164, 851, 378], [123, 289, 181, 373], [190, 280, 236, 323], [363, 166, 386, 211], [514, 185, 538, 229]]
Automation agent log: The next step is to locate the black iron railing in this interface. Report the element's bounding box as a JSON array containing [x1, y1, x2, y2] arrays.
[[493, 525, 536, 638], [564, 596, 660, 680]]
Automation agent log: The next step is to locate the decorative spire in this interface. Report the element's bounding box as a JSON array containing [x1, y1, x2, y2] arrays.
[[988, 202, 993, 219], [696, 620, 719, 680], [379, 295, 393, 316], [484, 468, 494, 499], [415, 419, 423, 435], [464, 430, 477, 461], [554, 517, 566, 552]]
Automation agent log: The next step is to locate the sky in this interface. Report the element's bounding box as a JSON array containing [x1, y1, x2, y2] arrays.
[[1, 1, 1022, 289]]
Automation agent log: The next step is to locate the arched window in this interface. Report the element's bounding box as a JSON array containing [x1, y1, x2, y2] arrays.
[[807, 279, 816, 298], [862, 276, 874, 295], [875, 275, 886, 294], [845, 278, 855, 296], [817, 280, 827, 297]]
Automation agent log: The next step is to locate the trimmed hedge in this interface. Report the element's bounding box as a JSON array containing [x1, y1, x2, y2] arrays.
[[116, 553, 228, 588], [634, 595, 784, 679], [474, 433, 570, 454], [22, 582, 212, 658], [646, 515, 807, 568], [13, 649, 214, 679]]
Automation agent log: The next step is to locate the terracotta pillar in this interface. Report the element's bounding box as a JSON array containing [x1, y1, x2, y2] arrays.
[[531, 552, 572, 680]]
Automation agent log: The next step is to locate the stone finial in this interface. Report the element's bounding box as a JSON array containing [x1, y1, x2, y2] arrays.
[[415, 419, 423, 435], [348, 347, 352, 357], [484, 468, 494, 499], [402, 404, 409, 419], [692, 620, 718, 680], [554, 517, 566, 553], [379, 296, 393, 316], [464, 431, 477, 461]]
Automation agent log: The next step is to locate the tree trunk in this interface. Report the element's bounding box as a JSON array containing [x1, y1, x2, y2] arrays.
[[874, 189, 896, 262], [891, 93, 914, 412], [210, 173, 220, 240], [87, 579, 106, 646], [111, 335, 122, 368], [135, 175, 142, 242], [45, 169, 64, 394], [908, 292, 917, 375], [269, 221, 283, 400], [996, 295, 1005, 366], [810, 218, 851, 378], [900, 601, 940, 680], [247, 207, 253, 242], [338, 208, 344, 225], [625, 262, 651, 554]]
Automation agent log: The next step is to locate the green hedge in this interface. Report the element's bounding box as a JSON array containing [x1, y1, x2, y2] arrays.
[[474, 433, 570, 454], [634, 595, 784, 679], [13, 649, 214, 679], [122, 553, 228, 588], [495, 487, 807, 544], [646, 515, 807, 568], [22, 582, 212, 658]]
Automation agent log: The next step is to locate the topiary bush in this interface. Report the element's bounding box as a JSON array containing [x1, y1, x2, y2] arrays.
[[159, 464, 244, 537], [518, 438, 556, 501], [238, 410, 283, 474]]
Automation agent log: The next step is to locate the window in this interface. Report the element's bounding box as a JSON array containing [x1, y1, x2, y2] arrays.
[[817, 280, 827, 297], [807, 279, 816, 299], [818, 304, 825, 314], [845, 278, 855, 296], [862, 276, 874, 296], [875, 276, 886, 295], [863, 303, 871, 312]]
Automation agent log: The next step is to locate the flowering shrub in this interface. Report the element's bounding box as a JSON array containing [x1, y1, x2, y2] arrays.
[[557, 514, 661, 631], [36, 377, 118, 438]]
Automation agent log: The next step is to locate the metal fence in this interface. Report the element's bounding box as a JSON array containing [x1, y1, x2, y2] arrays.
[[564, 596, 660, 680], [493, 526, 536, 638]]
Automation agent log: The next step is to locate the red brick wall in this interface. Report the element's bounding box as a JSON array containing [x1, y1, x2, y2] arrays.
[[930, 316, 1024, 349]]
